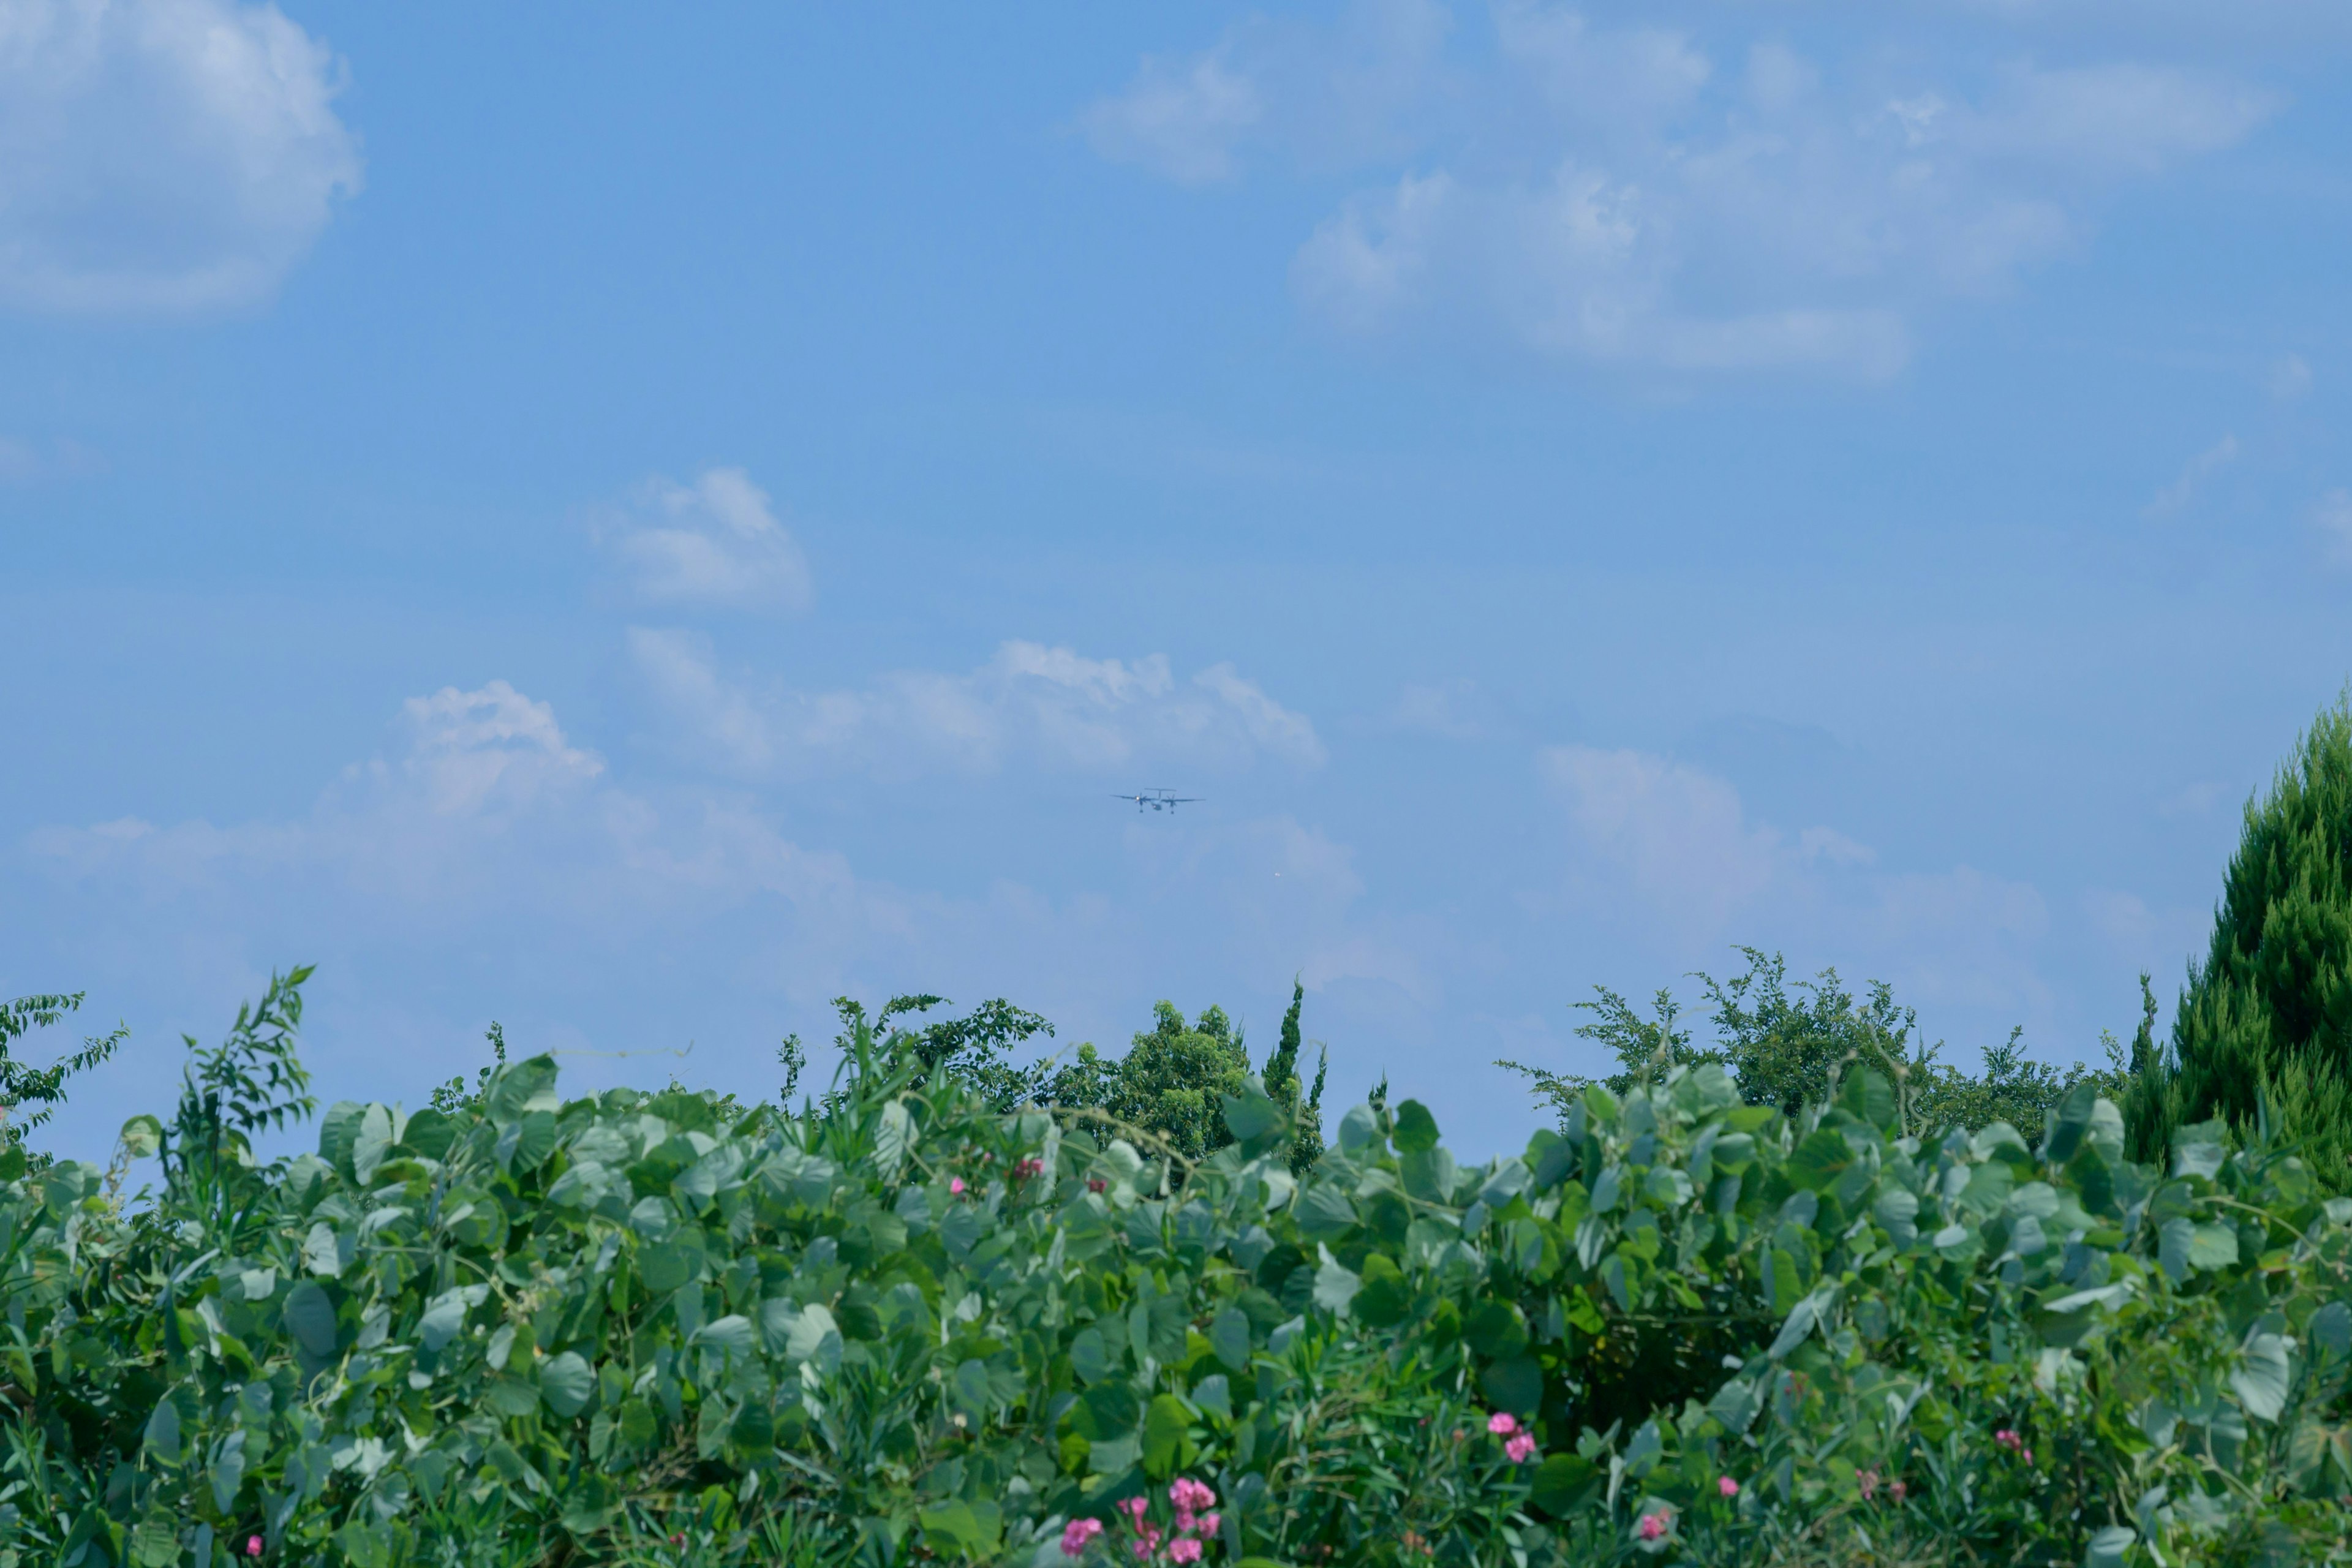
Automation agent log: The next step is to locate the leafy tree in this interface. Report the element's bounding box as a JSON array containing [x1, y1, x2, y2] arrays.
[[0, 990, 128, 1165], [2128, 696, 2352, 1188], [1507, 949, 2124, 1139], [1102, 1001, 1251, 1163]]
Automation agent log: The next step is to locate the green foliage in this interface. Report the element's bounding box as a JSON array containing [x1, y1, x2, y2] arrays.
[[1508, 949, 2130, 1144], [1101, 1003, 1251, 1164], [2132, 695, 2352, 1191], [8, 970, 2352, 1567], [1256, 983, 1327, 1177], [0, 988, 127, 1156]]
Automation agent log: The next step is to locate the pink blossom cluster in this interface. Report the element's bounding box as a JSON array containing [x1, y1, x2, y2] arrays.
[[1071, 1481, 1221, 1562], [1484, 1411, 1539, 1463], [1994, 1428, 2034, 1464], [1014, 1155, 1046, 1179], [1635, 1510, 1672, 1542]]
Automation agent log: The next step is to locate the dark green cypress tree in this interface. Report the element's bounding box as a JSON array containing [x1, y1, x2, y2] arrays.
[[1261, 979, 1328, 1175], [2129, 696, 2352, 1186]]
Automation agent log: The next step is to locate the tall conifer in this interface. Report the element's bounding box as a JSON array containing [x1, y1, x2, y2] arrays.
[[2128, 696, 2352, 1186]]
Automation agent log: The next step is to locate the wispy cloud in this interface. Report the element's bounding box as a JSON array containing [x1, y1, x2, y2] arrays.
[[1539, 744, 2048, 1011], [2313, 488, 2352, 565], [2144, 434, 2239, 517], [594, 469, 813, 613], [1089, 2, 2281, 377], [0, 0, 362, 315], [628, 630, 1325, 779]]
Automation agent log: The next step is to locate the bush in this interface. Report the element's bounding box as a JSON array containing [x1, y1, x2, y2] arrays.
[[2, 974, 2350, 1567]]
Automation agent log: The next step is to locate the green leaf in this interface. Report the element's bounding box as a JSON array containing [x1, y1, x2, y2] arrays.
[[1464, 1298, 1529, 1360], [142, 1396, 182, 1465], [2158, 1218, 2195, 1283], [875, 1099, 916, 1178], [1392, 1099, 1441, 1154], [353, 1102, 395, 1184], [1210, 1306, 1253, 1372], [2233, 1333, 2292, 1423], [1528, 1453, 1601, 1517], [116, 1114, 162, 1161], [1354, 1256, 1414, 1329], [1142, 1393, 1191, 1478], [318, 1101, 366, 1173], [282, 1281, 340, 1359], [918, 1501, 1003, 1562], [484, 1055, 560, 1125], [1313, 1246, 1361, 1315], [1222, 1084, 1283, 1145], [1480, 1354, 1542, 1414], [2084, 1526, 2136, 1568], [2188, 1222, 2239, 1272], [540, 1351, 594, 1419]]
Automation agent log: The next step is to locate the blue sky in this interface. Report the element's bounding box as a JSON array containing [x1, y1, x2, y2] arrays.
[[6, 0, 2351, 1159]]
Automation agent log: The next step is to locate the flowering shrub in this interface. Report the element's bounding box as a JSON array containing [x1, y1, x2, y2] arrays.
[[0, 972, 2349, 1566]]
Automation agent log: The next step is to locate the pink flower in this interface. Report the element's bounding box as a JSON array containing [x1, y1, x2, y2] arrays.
[[1505, 1433, 1537, 1463], [1120, 1498, 1150, 1524], [1200, 1515, 1220, 1538], [1858, 1470, 1878, 1501], [1170, 1479, 1217, 1513], [2023, 1449, 2034, 1464], [1637, 1513, 1667, 1542], [1486, 1412, 1518, 1436], [246, 1540, 263, 1559], [1063, 1519, 1106, 1558], [1169, 1541, 1202, 1566], [950, 1176, 966, 1195], [1717, 1477, 1739, 1499], [1175, 1513, 1196, 1537], [1889, 1480, 1907, 1502]]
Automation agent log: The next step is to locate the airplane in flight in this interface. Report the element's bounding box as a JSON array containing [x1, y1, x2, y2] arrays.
[[1114, 789, 1200, 813]]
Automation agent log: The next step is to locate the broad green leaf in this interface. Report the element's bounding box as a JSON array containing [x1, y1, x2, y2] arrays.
[[1210, 1306, 1252, 1372], [353, 1103, 394, 1184], [1313, 1246, 1361, 1315], [2233, 1334, 2292, 1423], [1529, 1454, 1602, 1517], [116, 1114, 162, 1160], [1392, 1099, 1440, 1153], [539, 1351, 594, 1419], [282, 1281, 339, 1359], [2188, 1222, 2239, 1272], [2084, 1526, 2136, 1568], [143, 1396, 182, 1464], [875, 1099, 916, 1178], [1142, 1393, 1191, 1477]]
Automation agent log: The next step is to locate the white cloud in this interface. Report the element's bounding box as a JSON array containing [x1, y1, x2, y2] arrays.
[[1095, 5, 2279, 375], [2269, 353, 2313, 401], [595, 468, 813, 613], [2313, 488, 2352, 565], [1539, 743, 2049, 1009], [2144, 434, 2239, 517], [1542, 745, 1784, 933], [1082, 51, 1263, 184], [1389, 677, 1487, 739], [630, 630, 1325, 778], [0, 0, 361, 315], [1082, 0, 1449, 184]]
